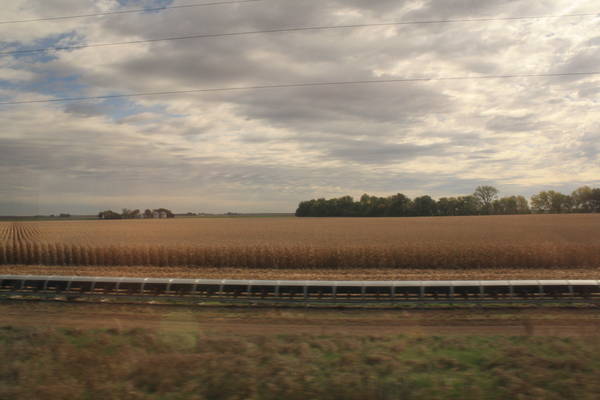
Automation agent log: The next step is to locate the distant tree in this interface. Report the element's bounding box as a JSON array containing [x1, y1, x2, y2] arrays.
[[515, 195, 530, 214], [313, 198, 330, 217], [387, 193, 412, 216], [295, 200, 313, 217], [491, 195, 530, 215], [436, 197, 458, 216], [359, 194, 388, 217], [58, 213, 70, 218], [98, 210, 122, 219], [336, 196, 357, 216], [590, 188, 600, 212], [549, 191, 572, 213], [492, 199, 503, 214], [531, 191, 571, 213], [120, 208, 141, 219], [473, 186, 499, 214], [153, 208, 175, 218], [412, 195, 437, 216], [373, 196, 391, 217], [144, 209, 153, 218], [455, 195, 480, 216], [293, 186, 583, 217], [531, 191, 550, 213], [572, 186, 594, 212], [493, 196, 516, 215]]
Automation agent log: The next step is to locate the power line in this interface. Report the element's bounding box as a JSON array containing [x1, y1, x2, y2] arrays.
[[0, 0, 263, 24], [1, 71, 598, 105], [1, 12, 597, 56]]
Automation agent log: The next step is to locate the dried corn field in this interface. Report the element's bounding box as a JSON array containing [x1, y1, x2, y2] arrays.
[[1, 215, 600, 272]]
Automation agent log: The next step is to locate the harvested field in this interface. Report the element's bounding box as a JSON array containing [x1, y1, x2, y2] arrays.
[[1, 214, 600, 272]]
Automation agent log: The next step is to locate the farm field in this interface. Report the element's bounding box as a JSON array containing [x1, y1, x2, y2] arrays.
[[1, 214, 600, 278]]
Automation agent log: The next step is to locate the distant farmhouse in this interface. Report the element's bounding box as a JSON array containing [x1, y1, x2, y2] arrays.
[[98, 208, 174, 219]]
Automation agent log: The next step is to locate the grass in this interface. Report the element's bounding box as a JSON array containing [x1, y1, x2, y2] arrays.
[[1, 214, 600, 271], [2, 326, 600, 399]]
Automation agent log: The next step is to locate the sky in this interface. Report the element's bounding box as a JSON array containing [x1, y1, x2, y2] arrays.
[[0, 0, 599, 215]]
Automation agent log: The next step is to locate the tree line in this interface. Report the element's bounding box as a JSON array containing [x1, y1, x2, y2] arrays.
[[295, 185, 600, 217], [98, 208, 175, 219]]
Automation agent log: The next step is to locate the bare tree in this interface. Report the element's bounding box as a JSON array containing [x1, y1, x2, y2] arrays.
[[473, 186, 499, 214]]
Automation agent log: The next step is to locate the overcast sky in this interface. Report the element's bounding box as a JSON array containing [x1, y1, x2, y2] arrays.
[[0, 0, 599, 214]]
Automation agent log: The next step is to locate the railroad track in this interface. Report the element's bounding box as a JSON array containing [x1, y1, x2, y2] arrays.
[[1, 275, 600, 305]]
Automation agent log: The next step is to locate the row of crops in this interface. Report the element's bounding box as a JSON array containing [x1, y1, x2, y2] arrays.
[[0, 223, 40, 242], [2, 221, 600, 269]]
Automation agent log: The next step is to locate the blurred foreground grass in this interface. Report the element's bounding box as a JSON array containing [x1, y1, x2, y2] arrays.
[[2, 326, 600, 400]]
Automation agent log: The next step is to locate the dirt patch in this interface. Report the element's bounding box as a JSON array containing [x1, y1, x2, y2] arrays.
[[1, 301, 599, 336]]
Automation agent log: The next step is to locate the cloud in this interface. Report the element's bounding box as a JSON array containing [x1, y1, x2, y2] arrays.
[[324, 139, 446, 164], [485, 114, 544, 132], [0, 0, 599, 214]]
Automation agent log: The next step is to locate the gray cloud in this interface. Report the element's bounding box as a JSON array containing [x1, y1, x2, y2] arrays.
[[324, 139, 446, 164], [228, 84, 452, 132], [486, 114, 544, 133], [62, 101, 109, 117], [555, 45, 600, 74]]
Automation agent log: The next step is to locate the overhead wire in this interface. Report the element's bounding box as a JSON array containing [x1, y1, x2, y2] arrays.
[[1, 71, 598, 105], [0, 0, 263, 24], [1, 12, 598, 56]]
